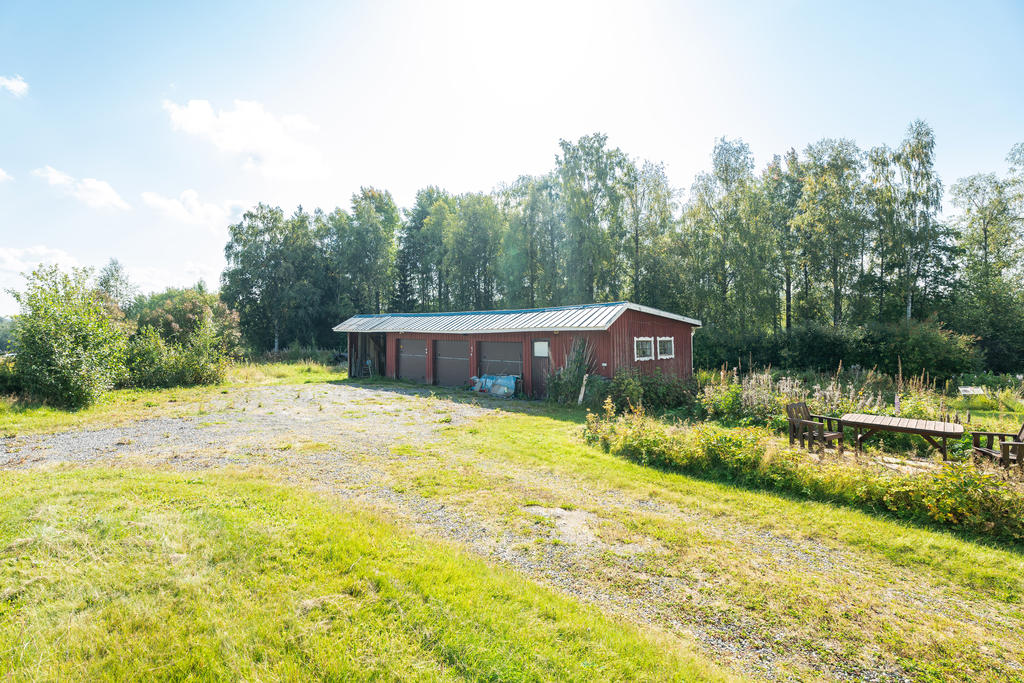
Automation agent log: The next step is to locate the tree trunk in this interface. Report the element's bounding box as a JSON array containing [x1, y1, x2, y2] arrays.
[[784, 266, 792, 331]]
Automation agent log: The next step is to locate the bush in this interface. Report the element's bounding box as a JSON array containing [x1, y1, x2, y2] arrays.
[[133, 286, 242, 358], [584, 404, 1024, 544], [695, 320, 981, 380], [546, 339, 597, 405], [546, 343, 698, 415], [10, 266, 127, 408], [0, 354, 20, 395], [126, 324, 227, 389]]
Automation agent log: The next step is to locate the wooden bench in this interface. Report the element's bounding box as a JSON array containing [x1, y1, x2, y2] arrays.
[[972, 424, 1024, 468]]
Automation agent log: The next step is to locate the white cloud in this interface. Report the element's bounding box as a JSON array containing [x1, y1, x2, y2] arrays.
[[126, 260, 225, 296], [162, 98, 325, 180], [0, 75, 28, 97], [31, 165, 130, 210], [0, 246, 80, 315], [0, 168, 12, 183], [141, 189, 244, 232], [32, 165, 73, 186]]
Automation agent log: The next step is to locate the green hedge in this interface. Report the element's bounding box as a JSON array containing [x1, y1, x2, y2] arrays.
[[584, 403, 1024, 545], [695, 320, 981, 380]]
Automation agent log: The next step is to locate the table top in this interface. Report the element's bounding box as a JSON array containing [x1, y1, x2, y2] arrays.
[[840, 413, 964, 437]]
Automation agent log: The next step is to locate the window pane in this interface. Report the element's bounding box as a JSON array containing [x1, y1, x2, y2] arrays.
[[658, 338, 674, 357], [635, 338, 653, 359], [533, 340, 549, 358]]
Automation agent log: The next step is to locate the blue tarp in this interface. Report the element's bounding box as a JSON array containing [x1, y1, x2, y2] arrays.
[[470, 374, 518, 397]]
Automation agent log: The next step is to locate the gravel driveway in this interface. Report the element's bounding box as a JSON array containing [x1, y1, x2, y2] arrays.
[[1, 383, 1009, 681]]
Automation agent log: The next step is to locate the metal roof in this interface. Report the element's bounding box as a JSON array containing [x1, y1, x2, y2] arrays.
[[333, 302, 701, 334]]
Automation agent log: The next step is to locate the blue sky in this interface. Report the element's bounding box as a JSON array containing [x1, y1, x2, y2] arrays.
[[1, 0, 1022, 315]]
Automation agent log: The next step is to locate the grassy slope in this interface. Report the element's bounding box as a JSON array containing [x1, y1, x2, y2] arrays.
[[0, 467, 727, 682], [0, 361, 345, 436]]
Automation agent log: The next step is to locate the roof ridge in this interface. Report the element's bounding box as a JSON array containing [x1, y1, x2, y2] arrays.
[[352, 301, 626, 319]]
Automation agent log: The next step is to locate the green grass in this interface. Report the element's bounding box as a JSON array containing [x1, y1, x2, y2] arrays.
[[401, 410, 1024, 680], [0, 467, 725, 681], [0, 360, 345, 436], [7, 372, 1024, 678]]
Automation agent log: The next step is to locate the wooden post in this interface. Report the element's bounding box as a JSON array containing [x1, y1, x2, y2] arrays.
[[577, 373, 589, 406]]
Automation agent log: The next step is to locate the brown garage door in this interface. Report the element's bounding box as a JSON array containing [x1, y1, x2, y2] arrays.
[[434, 340, 469, 387], [478, 341, 523, 377], [398, 339, 427, 383]]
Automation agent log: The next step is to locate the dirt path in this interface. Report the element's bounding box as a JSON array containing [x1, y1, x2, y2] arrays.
[[1, 383, 1014, 681]]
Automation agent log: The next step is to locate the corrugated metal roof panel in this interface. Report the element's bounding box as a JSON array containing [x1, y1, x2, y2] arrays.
[[333, 302, 701, 334]]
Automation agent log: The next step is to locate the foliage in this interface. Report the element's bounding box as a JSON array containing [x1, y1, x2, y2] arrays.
[[690, 366, 1021, 457], [0, 316, 14, 351], [96, 258, 140, 313], [256, 343, 340, 365], [584, 404, 1024, 544], [545, 338, 597, 406], [545, 341, 696, 414], [695, 319, 980, 379], [9, 265, 127, 409], [605, 368, 696, 414], [210, 121, 1024, 373], [0, 354, 19, 395], [133, 285, 241, 357], [125, 325, 227, 389]]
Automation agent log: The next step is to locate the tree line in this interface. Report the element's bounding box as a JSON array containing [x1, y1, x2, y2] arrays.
[[221, 122, 1024, 372]]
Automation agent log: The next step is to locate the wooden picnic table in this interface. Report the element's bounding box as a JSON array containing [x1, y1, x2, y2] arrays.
[[840, 413, 964, 459]]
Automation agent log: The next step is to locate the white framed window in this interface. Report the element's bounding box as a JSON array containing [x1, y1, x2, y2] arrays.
[[634, 337, 654, 361], [533, 340, 549, 358], [657, 337, 675, 359]]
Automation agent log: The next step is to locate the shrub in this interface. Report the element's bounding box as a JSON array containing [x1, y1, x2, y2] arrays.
[[134, 286, 242, 358], [546, 339, 597, 406], [548, 353, 698, 415], [584, 406, 1024, 544], [695, 320, 981, 380], [126, 324, 227, 389], [0, 354, 20, 395], [10, 266, 127, 408]]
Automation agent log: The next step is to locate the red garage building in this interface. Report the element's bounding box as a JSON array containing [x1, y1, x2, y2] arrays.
[[334, 301, 701, 398]]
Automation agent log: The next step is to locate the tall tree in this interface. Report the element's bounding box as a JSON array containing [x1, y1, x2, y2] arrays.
[[621, 160, 674, 306], [793, 139, 866, 327], [222, 204, 323, 351], [894, 120, 945, 320], [557, 134, 628, 303], [443, 193, 505, 310], [347, 188, 400, 314]]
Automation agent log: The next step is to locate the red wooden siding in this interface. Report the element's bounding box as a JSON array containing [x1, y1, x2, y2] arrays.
[[605, 309, 694, 379], [377, 309, 694, 397]]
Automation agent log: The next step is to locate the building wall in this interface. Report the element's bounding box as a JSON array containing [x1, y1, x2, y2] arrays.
[[605, 309, 695, 379], [379, 310, 695, 396]]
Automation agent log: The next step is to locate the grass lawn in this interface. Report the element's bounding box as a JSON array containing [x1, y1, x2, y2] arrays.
[[0, 361, 346, 436], [5, 372, 1024, 679], [391, 408, 1024, 680], [0, 467, 726, 681]]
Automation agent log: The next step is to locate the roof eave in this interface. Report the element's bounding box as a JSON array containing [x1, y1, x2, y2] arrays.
[[623, 303, 701, 327]]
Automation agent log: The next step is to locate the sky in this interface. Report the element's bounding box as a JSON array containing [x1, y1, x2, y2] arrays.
[[1, 0, 1022, 315]]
